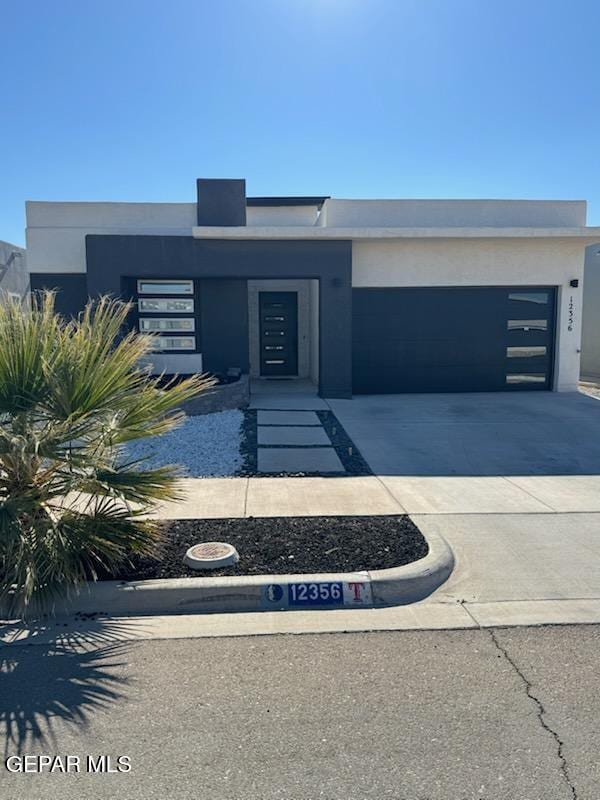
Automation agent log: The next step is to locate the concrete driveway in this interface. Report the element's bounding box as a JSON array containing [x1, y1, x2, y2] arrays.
[[328, 390, 600, 476], [324, 391, 600, 622]]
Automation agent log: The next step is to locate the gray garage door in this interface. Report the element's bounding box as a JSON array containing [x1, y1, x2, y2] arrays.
[[352, 287, 556, 394]]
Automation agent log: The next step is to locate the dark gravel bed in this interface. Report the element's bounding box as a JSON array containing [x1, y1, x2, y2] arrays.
[[236, 408, 371, 477], [238, 409, 258, 475], [109, 515, 428, 580], [317, 410, 371, 475]]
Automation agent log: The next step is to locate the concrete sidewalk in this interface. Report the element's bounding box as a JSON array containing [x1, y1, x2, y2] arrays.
[[153, 473, 600, 518], [132, 477, 600, 633]]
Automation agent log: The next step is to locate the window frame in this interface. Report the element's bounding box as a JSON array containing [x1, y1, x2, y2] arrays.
[[137, 279, 194, 296], [139, 318, 196, 333], [138, 297, 195, 314], [150, 335, 197, 352]]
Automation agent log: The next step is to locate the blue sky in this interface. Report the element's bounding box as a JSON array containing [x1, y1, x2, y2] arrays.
[[2, 0, 599, 245]]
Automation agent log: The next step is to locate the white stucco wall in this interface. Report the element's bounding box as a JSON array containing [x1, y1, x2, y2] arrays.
[[352, 237, 586, 392], [26, 202, 197, 273], [581, 244, 600, 379], [323, 199, 586, 228], [26, 201, 324, 273], [246, 205, 319, 226]]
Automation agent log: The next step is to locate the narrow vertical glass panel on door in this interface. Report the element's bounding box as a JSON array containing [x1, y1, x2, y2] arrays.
[[506, 373, 546, 385], [507, 319, 548, 331], [508, 292, 549, 304], [506, 346, 547, 358]]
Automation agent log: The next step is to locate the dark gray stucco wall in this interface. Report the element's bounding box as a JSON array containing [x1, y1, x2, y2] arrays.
[[30, 272, 88, 316], [197, 179, 247, 226], [200, 279, 250, 374], [85, 235, 352, 398]]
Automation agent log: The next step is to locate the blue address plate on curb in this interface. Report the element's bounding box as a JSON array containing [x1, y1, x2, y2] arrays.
[[263, 580, 373, 610]]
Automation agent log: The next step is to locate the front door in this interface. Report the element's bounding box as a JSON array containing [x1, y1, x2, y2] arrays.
[[259, 291, 298, 376]]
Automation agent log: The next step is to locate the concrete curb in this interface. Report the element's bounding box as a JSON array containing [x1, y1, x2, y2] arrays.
[[47, 529, 454, 618], [367, 528, 455, 605]]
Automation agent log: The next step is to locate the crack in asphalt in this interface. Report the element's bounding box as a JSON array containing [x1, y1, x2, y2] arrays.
[[487, 628, 577, 800]]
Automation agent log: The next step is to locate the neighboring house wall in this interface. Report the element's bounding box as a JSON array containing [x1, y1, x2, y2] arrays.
[[0, 240, 28, 304], [353, 238, 585, 392], [581, 244, 600, 379]]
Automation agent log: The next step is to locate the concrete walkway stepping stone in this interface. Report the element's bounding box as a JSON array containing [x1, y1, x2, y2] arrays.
[[258, 447, 345, 474], [257, 410, 321, 426], [258, 426, 331, 446], [249, 394, 329, 410]]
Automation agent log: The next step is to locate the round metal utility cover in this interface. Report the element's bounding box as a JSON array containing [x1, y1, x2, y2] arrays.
[[184, 542, 239, 570]]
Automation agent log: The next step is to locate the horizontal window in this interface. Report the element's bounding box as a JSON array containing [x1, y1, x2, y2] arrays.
[[138, 298, 194, 313], [140, 318, 195, 333], [264, 316, 285, 322], [507, 319, 548, 332], [506, 373, 546, 385], [264, 331, 285, 337], [507, 346, 547, 358], [509, 292, 549, 305], [264, 345, 284, 351], [137, 280, 193, 295], [265, 359, 285, 365], [151, 336, 196, 351]]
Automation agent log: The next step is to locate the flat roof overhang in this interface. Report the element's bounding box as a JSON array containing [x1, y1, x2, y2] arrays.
[[192, 225, 600, 242]]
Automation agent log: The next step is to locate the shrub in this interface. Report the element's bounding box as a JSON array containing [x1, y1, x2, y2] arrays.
[[0, 293, 213, 617]]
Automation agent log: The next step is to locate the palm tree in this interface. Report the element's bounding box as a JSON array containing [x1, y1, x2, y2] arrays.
[[0, 292, 213, 618]]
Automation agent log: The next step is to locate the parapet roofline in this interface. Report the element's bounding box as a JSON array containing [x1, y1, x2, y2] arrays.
[[192, 225, 600, 241]]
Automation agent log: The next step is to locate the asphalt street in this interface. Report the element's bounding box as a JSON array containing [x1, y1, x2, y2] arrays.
[[1, 624, 598, 800]]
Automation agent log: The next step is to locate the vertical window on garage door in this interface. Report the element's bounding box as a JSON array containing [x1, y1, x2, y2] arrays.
[[505, 289, 555, 389]]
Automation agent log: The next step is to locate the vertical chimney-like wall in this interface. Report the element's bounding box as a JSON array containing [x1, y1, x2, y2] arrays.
[[196, 178, 247, 226]]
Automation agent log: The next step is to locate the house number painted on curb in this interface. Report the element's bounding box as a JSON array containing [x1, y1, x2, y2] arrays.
[[263, 581, 373, 609]]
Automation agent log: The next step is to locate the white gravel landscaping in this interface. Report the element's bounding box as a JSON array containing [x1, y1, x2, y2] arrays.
[[125, 410, 244, 477]]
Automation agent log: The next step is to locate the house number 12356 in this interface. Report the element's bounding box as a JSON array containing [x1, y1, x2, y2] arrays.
[[568, 295, 574, 332]]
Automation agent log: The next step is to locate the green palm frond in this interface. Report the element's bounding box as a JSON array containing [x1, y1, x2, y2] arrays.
[[0, 292, 209, 617]]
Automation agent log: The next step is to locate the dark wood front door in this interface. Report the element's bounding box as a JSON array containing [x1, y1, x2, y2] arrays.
[[259, 291, 298, 376]]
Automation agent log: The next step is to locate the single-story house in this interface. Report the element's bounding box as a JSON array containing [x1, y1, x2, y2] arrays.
[[26, 178, 600, 398], [0, 240, 28, 306]]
